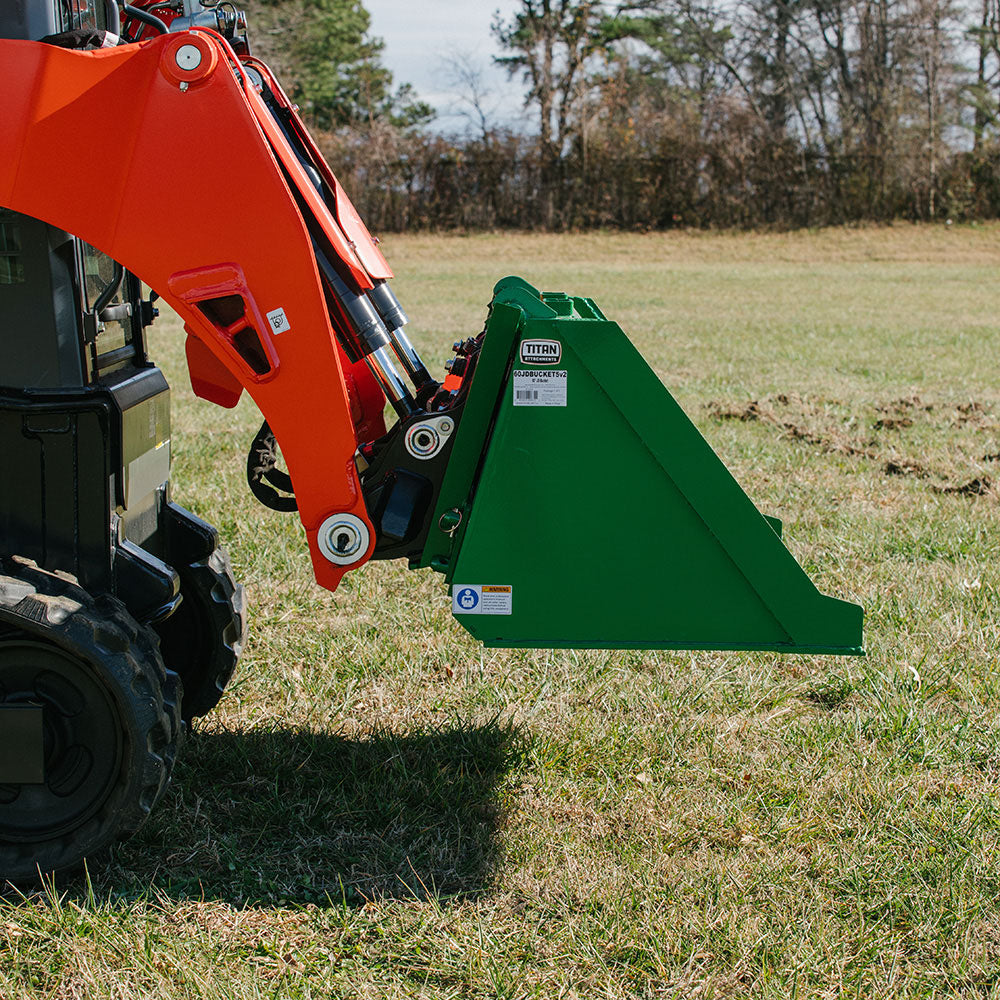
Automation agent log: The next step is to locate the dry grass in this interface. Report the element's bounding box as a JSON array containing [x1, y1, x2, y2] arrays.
[[3, 224, 1000, 998]]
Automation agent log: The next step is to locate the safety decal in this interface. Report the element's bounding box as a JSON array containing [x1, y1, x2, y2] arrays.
[[512, 369, 567, 407], [452, 584, 513, 615], [519, 338, 561, 364], [266, 307, 291, 335]]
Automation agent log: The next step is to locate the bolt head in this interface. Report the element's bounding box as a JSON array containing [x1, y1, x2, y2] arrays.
[[175, 44, 203, 72], [317, 513, 370, 565], [326, 523, 361, 557]]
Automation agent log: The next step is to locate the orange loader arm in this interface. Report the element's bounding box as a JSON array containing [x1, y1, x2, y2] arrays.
[[0, 29, 402, 592]]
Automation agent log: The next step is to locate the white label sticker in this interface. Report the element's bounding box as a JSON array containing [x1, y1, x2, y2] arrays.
[[512, 369, 567, 407], [520, 339, 562, 365], [452, 584, 513, 615], [266, 307, 291, 335]]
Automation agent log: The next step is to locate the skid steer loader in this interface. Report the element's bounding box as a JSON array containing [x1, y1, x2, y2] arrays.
[[0, 0, 863, 880]]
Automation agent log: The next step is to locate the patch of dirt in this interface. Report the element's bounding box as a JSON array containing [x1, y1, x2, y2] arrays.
[[706, 393, 997, 497], [706, 399, 769, 422], [931, 477, 994, 497], [881, 395, 933, 412], [873, 416, 913, 430], [953, 401, 993, 427], [884, 459, 928, 478], [872, 396, 932, 431], [780, 421, 875, 458], [706, 395, 875, 458], [773, 392, 804, 406]]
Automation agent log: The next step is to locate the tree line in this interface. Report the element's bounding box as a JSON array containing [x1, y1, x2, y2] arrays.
[[247, 0, 1000, 230]]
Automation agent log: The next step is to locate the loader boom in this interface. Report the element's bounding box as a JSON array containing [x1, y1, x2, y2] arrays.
[[0, 28, 393, 592]]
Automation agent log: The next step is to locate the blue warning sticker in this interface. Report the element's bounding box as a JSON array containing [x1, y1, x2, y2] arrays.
[[451, 584, 513, 615]]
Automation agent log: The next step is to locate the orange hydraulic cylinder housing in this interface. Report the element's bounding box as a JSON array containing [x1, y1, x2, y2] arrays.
[[0, 28, 397, 592]]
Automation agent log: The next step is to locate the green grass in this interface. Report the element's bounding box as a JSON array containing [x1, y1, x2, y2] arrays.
[[4, 224, 1000, 998]]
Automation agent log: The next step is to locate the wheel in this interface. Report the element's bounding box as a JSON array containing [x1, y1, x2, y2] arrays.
[[0, 558, 182, 881], [154, 545, 246, 722]]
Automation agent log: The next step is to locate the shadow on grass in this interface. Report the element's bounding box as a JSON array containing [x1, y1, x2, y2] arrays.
[[66, 717, 525, 907]]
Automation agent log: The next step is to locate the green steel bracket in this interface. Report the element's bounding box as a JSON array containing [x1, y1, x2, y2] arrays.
[[423, 277, 863, 655]]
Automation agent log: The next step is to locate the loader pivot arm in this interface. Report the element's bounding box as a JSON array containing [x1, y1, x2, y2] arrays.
[[0, 29, 425, 592]]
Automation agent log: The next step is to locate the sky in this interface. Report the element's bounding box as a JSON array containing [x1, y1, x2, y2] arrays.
[[362, 0, 531, 132]]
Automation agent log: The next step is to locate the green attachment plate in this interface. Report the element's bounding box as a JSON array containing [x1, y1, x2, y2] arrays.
[[427, 277, 863, 655]]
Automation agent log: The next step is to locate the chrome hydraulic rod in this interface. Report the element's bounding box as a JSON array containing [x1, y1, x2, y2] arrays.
[[368, 281, 433, 388], [365, 346, 417, 418], [386, 325, 433, 388]]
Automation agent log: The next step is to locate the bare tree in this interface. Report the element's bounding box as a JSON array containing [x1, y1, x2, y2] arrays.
[[439, 52, 505, 143]]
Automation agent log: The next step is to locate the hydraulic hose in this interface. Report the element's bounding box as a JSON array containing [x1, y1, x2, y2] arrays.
[[122, 5, 168, 35], [104, 0, 121, 36]]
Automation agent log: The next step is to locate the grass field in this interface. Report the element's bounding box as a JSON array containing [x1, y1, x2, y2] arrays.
[[3, 224, 1000, 998]]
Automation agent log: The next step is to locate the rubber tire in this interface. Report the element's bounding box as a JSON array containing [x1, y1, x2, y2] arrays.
[[0, 558, 183, 881], [154, 546, 246, 722]]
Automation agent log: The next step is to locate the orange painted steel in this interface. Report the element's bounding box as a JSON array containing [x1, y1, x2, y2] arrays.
[[0, 32, 390, 591], [241, 56, 394, 282]]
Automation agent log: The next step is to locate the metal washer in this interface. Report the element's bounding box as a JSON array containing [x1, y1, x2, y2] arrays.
[[317, 513, 370, 565]]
